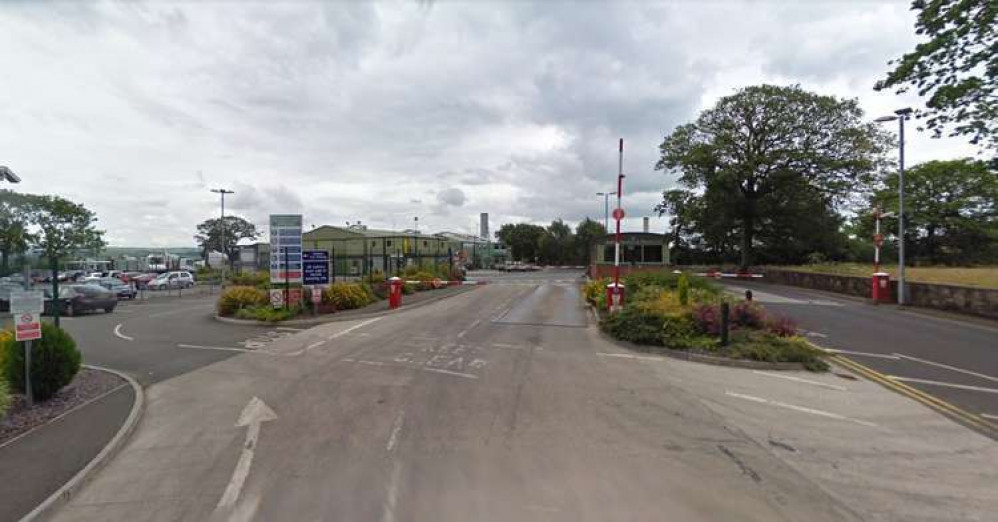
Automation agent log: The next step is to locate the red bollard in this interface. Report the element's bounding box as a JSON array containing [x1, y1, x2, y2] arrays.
[[389, 277, 403, 309], [871, 272, 891, 304], [606, 282, 625, 313]]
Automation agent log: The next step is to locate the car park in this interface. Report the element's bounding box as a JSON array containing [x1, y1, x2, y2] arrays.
[[146, 271, 195, 290], [98, 277, 136, 300], [43, 284, 117, 316]]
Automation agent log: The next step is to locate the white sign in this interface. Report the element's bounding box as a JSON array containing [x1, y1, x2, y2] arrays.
[[269, 214, 303, 284], [10, 290, 44, 314]]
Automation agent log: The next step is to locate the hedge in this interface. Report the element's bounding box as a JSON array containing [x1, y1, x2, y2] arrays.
[[218, 286, 269, 316], [2, 323, 82, 401]]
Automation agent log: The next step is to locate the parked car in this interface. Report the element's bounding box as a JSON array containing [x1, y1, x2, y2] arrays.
[[43, 284, 117, 316], [0, 282, 23, 313], [80, 272, 103, 283], [99, 277, 136, 300], [130, 272, 158, 290], [146, 271, 195, 290]]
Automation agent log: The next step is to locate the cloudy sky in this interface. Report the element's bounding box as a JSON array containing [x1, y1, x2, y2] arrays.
[[0, 0, 981, 246]]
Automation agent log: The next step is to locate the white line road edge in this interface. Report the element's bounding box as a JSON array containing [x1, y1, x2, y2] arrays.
[[822, 348, 900, 360], [894, 353, 998, 383], [981, 413, 998, 421], [112, 323, 134, 341], [386, 410, 405, 453], [887, 376, 998, 394], [457, 318, 482, 339], [751, 370, 847, 391], [596, 352, 668, 362], [725, 391, 878, 428]]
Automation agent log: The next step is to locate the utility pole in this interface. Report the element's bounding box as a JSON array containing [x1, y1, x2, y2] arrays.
[[596, 191, 616, 231], [211, 188, 235, 283], [874, 108, 912, 305]]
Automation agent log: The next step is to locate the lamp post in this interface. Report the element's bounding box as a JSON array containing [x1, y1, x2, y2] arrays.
[[874, 108, 912, 305], [0, 166, 20, 183], [210, 188, 235, 282], [596, 191, 617, 231]]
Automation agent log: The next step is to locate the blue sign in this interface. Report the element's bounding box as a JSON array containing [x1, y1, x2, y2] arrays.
[[302, 250, 330, 285]]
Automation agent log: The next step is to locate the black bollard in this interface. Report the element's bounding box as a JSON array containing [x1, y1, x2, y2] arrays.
[[720, 302, 730, 346], [745, 289, 753, 302]]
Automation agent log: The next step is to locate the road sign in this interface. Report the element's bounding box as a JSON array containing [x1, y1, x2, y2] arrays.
[[302, 250, 330, 286], [10, 289, 43, 314], [269, 214, 303, 284], [270, 288, 303, 309], [873, 233, 884, 247], [612, 207, 626, 221], [15, 311, 41, 341]]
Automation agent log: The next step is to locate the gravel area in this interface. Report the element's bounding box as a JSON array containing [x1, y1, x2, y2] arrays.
[[0, 367, 127, 446]]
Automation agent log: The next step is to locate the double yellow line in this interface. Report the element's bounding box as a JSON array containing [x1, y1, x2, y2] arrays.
[[828, 353, 998, 438]]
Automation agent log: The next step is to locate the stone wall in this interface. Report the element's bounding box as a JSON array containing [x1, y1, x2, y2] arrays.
[[760, 268, 998, 320]]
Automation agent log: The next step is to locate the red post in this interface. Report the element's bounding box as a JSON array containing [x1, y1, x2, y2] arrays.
[[388, 277, 403, 309], [610, 138, 626, 312]]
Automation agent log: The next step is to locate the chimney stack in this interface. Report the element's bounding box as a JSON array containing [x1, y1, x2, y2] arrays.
[[642, 217, 649, 233]]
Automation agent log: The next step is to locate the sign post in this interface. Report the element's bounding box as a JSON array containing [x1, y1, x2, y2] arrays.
[[303, 250, 330, 315], [269, 215, 303, 309], [610, 138, 626, 313], [11, 289, 43, 407]]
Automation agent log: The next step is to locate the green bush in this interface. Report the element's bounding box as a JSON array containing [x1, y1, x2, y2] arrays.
[[402, 283, 415, 295], [601, 308, 666, 346], [0, 379, 9, 419], [323, 283, 374, 310], [726, 330, 828, 372], [2, 323, 82, 401], [0, 330, 11, 381], [677, 273, 690, 306], [228, 271, 270, 288], [235, 305, 302, 322], [217, 286, 269, 316], [625, 271, 719, 295]]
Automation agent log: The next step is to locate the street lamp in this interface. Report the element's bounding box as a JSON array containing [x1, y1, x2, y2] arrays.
[[0, 166, 20, 183], [874, 107, 913, 305], [210, 188, 235, 280], [596, 191, 617, 231]]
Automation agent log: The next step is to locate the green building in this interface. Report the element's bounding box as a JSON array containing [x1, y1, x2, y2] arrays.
[[302, 225, 452, 277]]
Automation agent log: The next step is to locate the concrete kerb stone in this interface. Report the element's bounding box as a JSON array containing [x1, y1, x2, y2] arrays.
[[20, 364, 145, 522], [585, 302, 811, 371], [213, 286, 477, 327]]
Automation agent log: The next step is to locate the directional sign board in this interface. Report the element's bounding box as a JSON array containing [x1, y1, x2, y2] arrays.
[[269, 214, 303, 284], [10, 290, 44, 341], [302, 250, 330, 286]]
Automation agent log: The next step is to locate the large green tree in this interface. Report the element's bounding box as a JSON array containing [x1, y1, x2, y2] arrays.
[[875, 0, 998, 152], [194, 216, 259, 267], [495, 223, 546, 262], [574, 218, 607, 265], [0, 190, 37, 275], [862, 159, 998, 264], [30, 195, 105, 326], [656, 84, 889, 267]]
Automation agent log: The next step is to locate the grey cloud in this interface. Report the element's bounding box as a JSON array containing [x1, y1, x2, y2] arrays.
[[436, 187, 466, 208]]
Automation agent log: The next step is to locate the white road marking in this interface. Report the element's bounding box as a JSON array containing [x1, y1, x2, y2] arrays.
[[276, 326, 304, 331], [380, 460, 403, 522], [981, 413, 998, 421], [386, 410, 405, 452], [893, 354, 998, 383], [596, 352, 667, 362], [823, 348, 900, 360], [457, 318, 482, 338], [422, 367, 478, 380], [357, 360, 389, 367], [798, 329, 828, 338], [113, 323, 134, 341], [147, 304, 214, 318], [491, 343, 526, 350], [216, 397, 277, 511], [887, 376, 998, 394], [326, 317, 382, 341], [177, 344, 256, 353], [725, 391, 878, 428], [306, 340, 325, 350], [751, 370, 847, 391]]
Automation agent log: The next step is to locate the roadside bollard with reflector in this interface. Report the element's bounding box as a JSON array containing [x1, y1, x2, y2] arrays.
[[606, 282, 625, 313], [871, 272, 891, 304], [389, 277, 403, 309]]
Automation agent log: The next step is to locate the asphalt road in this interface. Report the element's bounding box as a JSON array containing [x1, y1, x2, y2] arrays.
[[722, 280, 998, 429], [52, 269, 862, 521]]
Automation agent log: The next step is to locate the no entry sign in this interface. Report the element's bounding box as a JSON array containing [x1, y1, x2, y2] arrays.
[[16, 312, 41, 341], [10, 290, 43, 341], [612, 207, 626, 221]]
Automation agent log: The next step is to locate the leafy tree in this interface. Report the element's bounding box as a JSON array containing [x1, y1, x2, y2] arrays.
[[656, 84, 889, 268], [194, 216, 259, 267], [574, 218, 607, 265], [0, 190, 37, 275], [864, 159, 998, 264], [30, 195, 105, 327], [495, 223, 546, 262], [875, 0, 998, 151], [539, 219, 573, 265]]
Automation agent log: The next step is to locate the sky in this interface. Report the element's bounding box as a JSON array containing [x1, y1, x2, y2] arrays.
[[0, 0, 983, 247]]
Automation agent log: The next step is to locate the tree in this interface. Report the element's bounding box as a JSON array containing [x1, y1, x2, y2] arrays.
[[574, 218, 607, 265], [656, 84, 889, 268], [495, 223, 546, 262], [30, 195, 105, 327], [539, 219, 573, 265], [866, 159, 998, 264], [875, 0, 998, 152], [0, 190, 37, 275], [194, 216, 259, 267]]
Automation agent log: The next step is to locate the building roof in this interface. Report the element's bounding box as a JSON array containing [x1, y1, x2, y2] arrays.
[[435, 231, 488, 243], [303, 225, 444, 240]]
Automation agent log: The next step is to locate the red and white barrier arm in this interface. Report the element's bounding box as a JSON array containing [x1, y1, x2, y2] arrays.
[[693, 272, 765, 279]]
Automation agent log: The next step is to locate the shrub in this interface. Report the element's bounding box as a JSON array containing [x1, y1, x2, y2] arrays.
[[601, 307, 666, 346], [371, 282, 389, 300], [0, 379, 9, 419], [323, 283, 374, 310], [677, 273, 690, 306], [235, 305, 302, 322], [692, 303, 722, 335], [765, 315, 798, 337], [2, 323, 82, 401], [0, 330, 11, 380], [364, 270, 386, 285], [402, 283, 416, 295], [731, 301, 767, 329], [228, 271, 270, 288], [218, 286, 269, 316], [727, 330, 828, 372], [625, 271, 719, 295]]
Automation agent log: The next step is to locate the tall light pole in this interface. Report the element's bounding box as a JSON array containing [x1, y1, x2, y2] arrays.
[[211, 188, 235, 280], [596, 191, 617, 231], [875, 107, 912, 305], [0, 166, 20, 183]]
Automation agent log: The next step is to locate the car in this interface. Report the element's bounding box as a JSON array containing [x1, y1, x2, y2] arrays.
[[130, 272, 158, 290], [0, 282, 23, 313], [146, 271, 195, 290], [98, 277, 136, 300], [80, 272, 103, 283], [43, 284, 117, 316]]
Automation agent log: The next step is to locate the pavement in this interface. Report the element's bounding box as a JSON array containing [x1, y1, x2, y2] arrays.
[[720, 281, 998, 433], [44, 269, 997, 521]]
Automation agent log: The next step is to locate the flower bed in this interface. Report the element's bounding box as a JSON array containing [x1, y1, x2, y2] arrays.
[[589, 272, 828, 371]]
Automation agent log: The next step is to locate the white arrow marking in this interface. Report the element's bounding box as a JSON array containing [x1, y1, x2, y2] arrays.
[[113, 323, 134, 341], [216, 397, 277, 511]]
